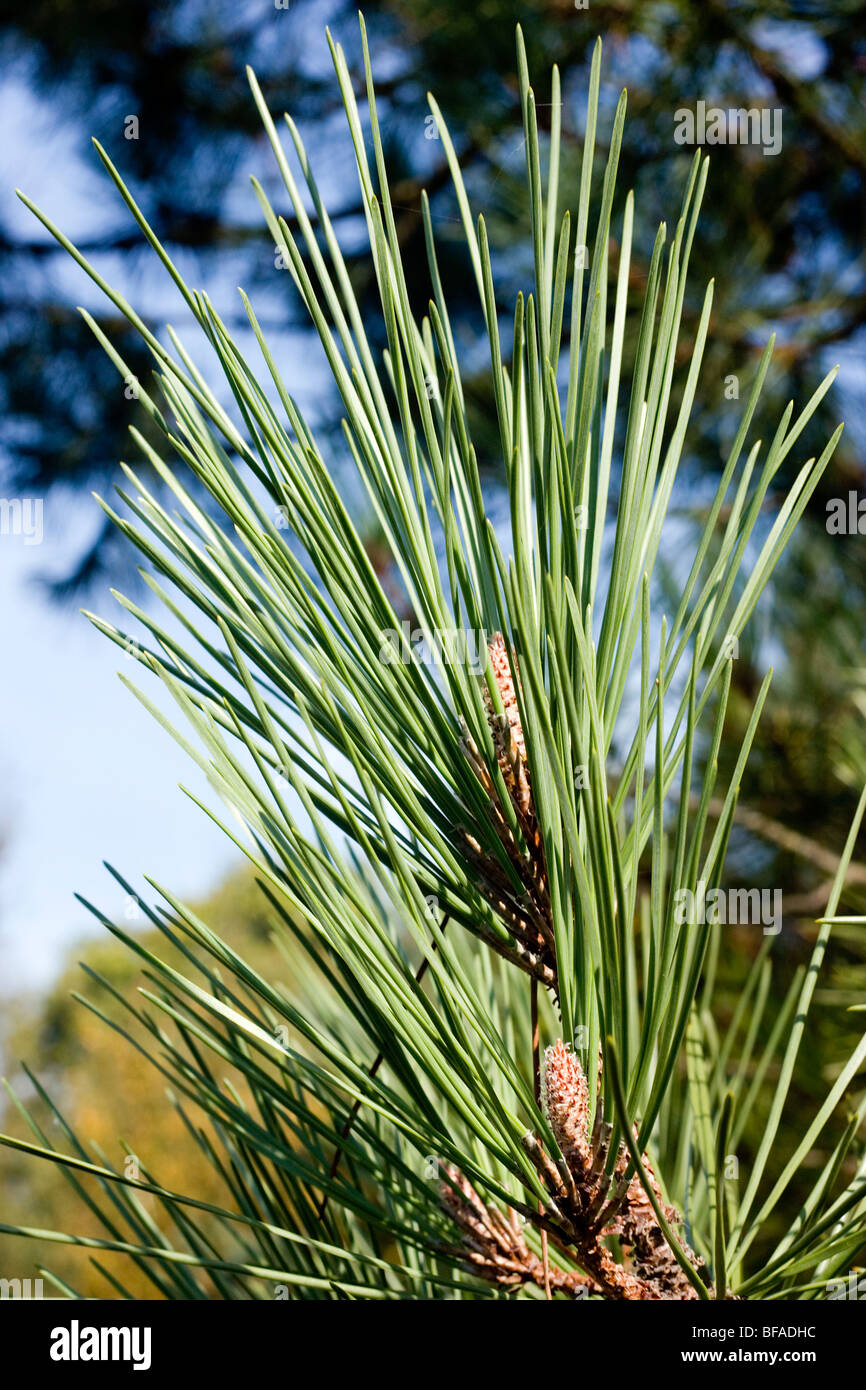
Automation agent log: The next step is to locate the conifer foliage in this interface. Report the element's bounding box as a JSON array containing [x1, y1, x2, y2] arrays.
[[2, 18, 865, 1299]]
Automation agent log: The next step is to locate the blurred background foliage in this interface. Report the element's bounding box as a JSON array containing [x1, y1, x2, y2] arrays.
[[2, 0, 866, 1292], [0, 869, 292, 1297]]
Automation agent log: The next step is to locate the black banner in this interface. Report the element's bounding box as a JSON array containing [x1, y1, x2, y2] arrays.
[[0, 1294, 858, 1378]]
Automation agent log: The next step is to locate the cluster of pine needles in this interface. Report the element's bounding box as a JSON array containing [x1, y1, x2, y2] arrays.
[[2, 17, 865, 1299]]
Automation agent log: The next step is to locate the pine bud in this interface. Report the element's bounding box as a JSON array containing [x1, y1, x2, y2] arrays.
[[542, 1039, 591, 1172], [485, 634, 531, 816]]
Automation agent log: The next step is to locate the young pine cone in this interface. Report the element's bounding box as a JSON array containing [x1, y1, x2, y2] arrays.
[[535, 1040, 705, 1300]]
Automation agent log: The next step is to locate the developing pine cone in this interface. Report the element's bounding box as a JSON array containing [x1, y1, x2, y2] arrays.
[[460, 634, 553, 981], [530, 1040, 705, 1300]]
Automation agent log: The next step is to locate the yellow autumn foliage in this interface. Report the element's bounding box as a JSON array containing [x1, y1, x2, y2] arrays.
[[0, 866, 293, 1299]]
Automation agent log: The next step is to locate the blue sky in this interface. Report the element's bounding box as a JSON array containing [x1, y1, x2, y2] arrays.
[[0, 78, 246, 996], [0, 496, 242, 996], [0, 23, 378, 998]]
